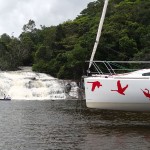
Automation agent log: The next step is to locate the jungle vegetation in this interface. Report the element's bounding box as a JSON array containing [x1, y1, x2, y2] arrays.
[[0, 0, 149, 79]]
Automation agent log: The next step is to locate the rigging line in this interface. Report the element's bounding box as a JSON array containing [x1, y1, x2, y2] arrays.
[[93, 62, 103, 74], [110, 62, 128, 70], [88, 0, 109, 70], [105, 61, 116, 74]]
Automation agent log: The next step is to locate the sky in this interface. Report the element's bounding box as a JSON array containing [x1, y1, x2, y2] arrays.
[[0, 0, 95, 37]]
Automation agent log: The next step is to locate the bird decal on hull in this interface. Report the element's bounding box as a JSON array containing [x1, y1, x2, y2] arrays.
[[87, 81, 102, 91], [111, 80, 128, 95], [141, 88, 150, 99]]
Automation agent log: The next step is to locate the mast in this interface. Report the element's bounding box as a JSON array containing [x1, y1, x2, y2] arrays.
[[88, 0, 109, 70]]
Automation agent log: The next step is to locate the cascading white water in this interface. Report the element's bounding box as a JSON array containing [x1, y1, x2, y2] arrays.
[[0, 67, 79, 100]]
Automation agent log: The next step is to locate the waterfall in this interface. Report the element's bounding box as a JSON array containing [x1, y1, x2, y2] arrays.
[[0, 67, 79, 100]]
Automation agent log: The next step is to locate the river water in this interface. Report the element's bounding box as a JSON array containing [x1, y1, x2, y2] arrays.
[[1, 100, 150, 150]]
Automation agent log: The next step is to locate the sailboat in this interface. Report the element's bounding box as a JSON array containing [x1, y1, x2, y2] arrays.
[[84, 0, 150, 111]]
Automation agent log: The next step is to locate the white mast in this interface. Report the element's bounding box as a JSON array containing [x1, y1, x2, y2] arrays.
[[88, 0, 109, 69]]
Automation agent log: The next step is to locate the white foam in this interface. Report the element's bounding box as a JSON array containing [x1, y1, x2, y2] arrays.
[[0, 67, 78, 100]]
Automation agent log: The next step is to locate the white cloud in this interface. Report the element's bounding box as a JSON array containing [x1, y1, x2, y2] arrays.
[[0, 0, 94, 37]]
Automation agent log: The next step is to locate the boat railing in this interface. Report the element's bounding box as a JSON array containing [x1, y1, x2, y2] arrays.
[[87, 61, 150, 76]]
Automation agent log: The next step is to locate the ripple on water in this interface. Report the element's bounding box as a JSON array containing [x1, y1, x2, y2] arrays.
[[0, 100, 150, 150]]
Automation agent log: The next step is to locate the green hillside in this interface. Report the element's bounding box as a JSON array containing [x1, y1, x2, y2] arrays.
[[0, 0, 149, 79]]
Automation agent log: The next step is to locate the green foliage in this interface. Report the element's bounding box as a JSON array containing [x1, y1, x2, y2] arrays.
[[23, 20, 36, 32], [57, 44, 87, 79], [0, 33, 11, 44], [0, 0, 149, 79]]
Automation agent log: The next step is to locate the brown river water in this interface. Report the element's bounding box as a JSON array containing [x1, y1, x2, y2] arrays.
[[0, 100, 150, 150]]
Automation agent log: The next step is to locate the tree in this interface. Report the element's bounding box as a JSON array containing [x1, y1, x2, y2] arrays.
[[23, 19, 36, 32], [0, 33, 11, 44]]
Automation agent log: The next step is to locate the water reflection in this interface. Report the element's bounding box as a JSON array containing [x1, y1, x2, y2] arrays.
[[0, 100, 150, 150]]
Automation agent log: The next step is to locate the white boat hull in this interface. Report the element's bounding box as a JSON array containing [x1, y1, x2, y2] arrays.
[[84, 76, 150, 111]]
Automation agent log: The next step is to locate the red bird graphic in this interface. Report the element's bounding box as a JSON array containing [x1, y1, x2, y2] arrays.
[[111, 80, 128, 95], [87, 81, 102, 91], [141, 88, 150, 99]]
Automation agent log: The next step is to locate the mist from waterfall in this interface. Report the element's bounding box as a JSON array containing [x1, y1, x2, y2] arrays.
[[0, 67, 79, 100]]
